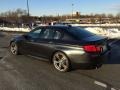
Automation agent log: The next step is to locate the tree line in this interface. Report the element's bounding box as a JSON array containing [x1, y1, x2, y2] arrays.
[[0, 8, 120, 27]]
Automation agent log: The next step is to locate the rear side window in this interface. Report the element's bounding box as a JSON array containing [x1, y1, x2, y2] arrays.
[[54, 30, 62, 40], [68, 27, 95, 39], [53, 28, 74, 40]]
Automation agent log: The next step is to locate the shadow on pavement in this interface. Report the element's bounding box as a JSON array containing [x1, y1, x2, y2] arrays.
[[104, 39, 120, 64], [104, 51, 120, 64], [108, 38, 120, 45]]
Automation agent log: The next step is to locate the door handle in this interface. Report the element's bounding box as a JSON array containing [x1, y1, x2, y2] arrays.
[[48, 41, 53, 44], [30, 39, 34, 42]]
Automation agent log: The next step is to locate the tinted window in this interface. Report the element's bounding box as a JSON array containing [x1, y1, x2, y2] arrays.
[[54, 30, 62, 40], [28, 28, 42, 38], [67, 27, 95, 39], [53, 28, 73, 40], [40, 28, 54, 39], [62, 32, 74, 40]]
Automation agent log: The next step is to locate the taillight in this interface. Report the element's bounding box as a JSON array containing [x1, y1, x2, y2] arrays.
[[83, 45, 103, 53]]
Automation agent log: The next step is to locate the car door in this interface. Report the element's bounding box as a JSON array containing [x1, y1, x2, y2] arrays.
[[20, 27, 43, 55], [31, 27, 56, 59]]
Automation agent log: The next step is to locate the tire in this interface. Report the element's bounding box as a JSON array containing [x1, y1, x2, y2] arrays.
[[10, 42, 19, 55], [52, 52, 70, 72]]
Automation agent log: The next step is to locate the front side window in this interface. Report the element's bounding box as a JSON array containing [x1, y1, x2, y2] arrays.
[[28, 28, 42, 38]]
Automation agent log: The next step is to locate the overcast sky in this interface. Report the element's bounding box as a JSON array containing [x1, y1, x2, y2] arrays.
[[0, 0, 120, 16]]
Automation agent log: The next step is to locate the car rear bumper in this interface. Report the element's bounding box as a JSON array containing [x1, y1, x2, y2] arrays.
[[70, 51, 109, 69]]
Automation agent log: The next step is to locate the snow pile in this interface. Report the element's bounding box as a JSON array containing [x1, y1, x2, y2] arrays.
[[0, 27, 30, 32], [85, 27, 106, 35], [105, 28, 120, 38], [85, 27, 120, 39], [71, 24, 120, 27]]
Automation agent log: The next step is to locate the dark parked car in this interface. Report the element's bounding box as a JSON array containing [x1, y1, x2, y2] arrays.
[[10, 26, 109, 72]]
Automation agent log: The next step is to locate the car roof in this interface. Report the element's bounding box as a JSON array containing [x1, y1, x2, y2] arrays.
[[37, 25, 72, 29]]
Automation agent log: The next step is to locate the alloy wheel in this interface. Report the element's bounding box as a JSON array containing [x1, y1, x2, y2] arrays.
[[53, 52, 70, 72], [10, 42, 18, 55]]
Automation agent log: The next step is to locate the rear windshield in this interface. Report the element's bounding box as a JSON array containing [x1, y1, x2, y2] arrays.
[[67, 27, 95, 39]]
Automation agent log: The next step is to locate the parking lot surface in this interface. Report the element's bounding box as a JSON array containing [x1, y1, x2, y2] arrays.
[[0, 32, 120, 90]]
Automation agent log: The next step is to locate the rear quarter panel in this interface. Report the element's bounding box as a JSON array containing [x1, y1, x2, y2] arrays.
[[53, 43, 89, 63]]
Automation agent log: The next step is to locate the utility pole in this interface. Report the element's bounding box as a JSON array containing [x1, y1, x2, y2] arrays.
[[72, 3, 74, 19], [27, 0, 30, 16], [27, 0, 32, 29]]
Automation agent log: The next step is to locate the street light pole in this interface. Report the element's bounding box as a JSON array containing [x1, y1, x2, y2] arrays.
[[27, 0, 30, 16]]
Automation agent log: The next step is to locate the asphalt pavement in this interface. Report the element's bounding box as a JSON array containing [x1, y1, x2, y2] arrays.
[[0, 32, 120, 90]]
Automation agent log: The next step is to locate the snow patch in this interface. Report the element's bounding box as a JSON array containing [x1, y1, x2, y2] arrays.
[[0, 27, 30, 32], [85, 27, 120, 39]]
